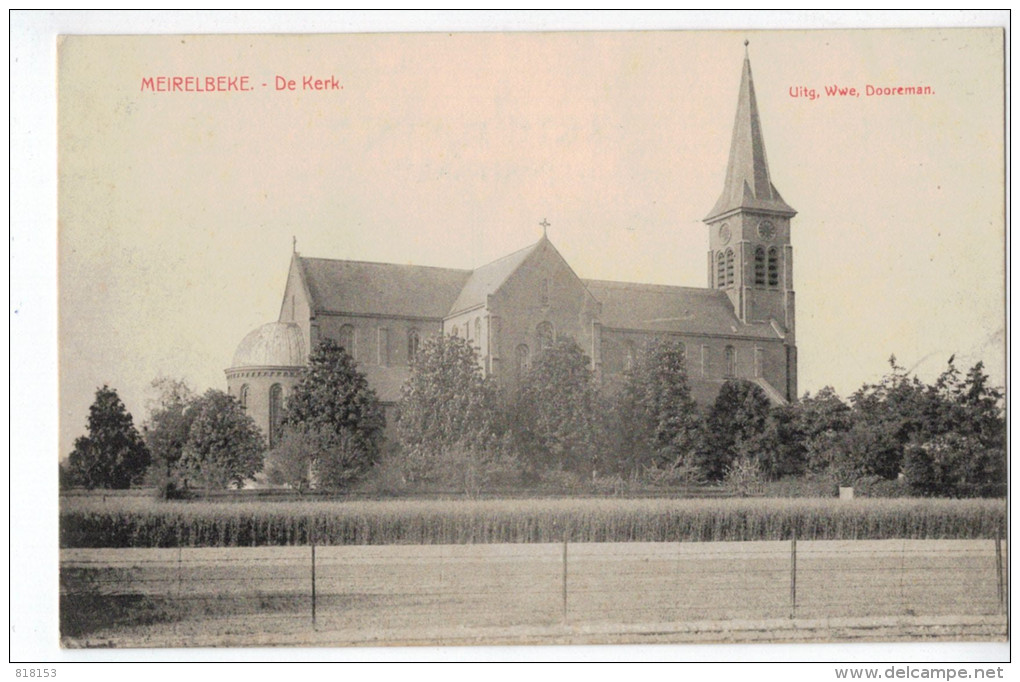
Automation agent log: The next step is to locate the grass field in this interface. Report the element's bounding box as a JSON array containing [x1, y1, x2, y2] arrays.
[[60, 539, 1008, 647], [60, 496, 1006, 548]]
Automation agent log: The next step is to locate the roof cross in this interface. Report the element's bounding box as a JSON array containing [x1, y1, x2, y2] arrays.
[[539, 218, 550, 236]]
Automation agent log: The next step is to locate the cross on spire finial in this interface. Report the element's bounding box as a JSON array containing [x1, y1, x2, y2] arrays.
[[539, 218, 550, 236], [292, 235, 297, 254], [744, 39, 749, 55]]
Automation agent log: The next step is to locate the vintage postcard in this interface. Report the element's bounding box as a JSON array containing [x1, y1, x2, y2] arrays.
[[32, 18, 1009, 663]]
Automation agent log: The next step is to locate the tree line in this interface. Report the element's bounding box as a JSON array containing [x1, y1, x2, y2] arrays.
[[63, 335, 1004, 499]]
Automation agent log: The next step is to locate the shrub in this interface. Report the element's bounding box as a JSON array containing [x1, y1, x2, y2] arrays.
[[724, 457, 766, 497]]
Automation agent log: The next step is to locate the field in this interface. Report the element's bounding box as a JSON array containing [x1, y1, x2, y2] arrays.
[[60, 539, 1007, 647], [60, 496, 1006, 548]]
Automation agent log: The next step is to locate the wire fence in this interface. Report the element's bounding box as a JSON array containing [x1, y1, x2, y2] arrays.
[[60, 535, 1007, 640]]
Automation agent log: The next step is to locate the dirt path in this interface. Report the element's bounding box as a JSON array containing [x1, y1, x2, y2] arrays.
[[61, 540, 1007, 648]]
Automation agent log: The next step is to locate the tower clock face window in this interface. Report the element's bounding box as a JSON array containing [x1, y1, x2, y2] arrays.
[[718, 223, 731, 245], [757, 220, 776, 241]]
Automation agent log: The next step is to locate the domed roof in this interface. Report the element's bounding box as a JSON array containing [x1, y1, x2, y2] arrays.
[[231, 322, 306, 368]]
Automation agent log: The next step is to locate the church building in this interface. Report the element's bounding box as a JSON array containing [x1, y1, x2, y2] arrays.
[[226, 50, 798, 447]]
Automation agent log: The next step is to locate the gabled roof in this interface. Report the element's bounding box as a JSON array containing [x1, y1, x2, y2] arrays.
[[582, 279, 781, 340], [447, 239, 542, 316], [706, 52, 796, 221], [298, 256, 471, 319]]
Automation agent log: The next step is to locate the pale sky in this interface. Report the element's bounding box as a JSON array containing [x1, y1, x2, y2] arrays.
[[47, 25, 1006, 458]]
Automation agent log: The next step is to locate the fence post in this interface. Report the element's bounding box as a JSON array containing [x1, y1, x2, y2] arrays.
[[996, 525, 1004, 613], [562, 526, 569, 625], [311, 523, 317, 629], [790, 528, 797, 619]]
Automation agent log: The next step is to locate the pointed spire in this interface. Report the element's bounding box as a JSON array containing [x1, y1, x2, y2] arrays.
[[706, 47, 795, 221]]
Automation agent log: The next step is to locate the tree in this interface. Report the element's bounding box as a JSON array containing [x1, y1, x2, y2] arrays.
[[698, 380, 777, 481], [613, 338, 702, 477], [846, 356, 929, 480], [765, 403, 808, 479], [264, 427, 316, 493], [396, 334, 501, 483], [179, 389, 264, 490], [142, 377, 197, 497], [281, 338, 385, 490], [796, 386, 853, 474], [900, 360, 1005, 497], [67, 385, 150, 489], [510, 337, 602, 477], [836, 356, 1005, 494]]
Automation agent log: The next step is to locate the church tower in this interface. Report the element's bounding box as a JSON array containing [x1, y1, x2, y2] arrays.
[[705, 46, 797, 335]]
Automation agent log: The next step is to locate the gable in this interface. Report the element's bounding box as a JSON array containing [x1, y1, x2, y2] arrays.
[[491, 237, 599, 314], [447, 241, 540, 316], [278, 254, 314, 323]]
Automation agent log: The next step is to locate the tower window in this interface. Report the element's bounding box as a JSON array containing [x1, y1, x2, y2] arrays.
[[725, 346, 736, 377], [768, 247, 780, 287], [239, 384, 249, 410], [725, 249, 735, 287], [716, 252, 726, 288], [754, 247, 766, 286], [407, 329, 420, 363]]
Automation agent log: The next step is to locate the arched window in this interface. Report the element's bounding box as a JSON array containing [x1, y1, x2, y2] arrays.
[[239, 384, 249, 410], [725, 249, 735, 287], [716, 252, 726, 288], [623, 340, 636, 372], [767, 247, 780, 287], [339, 324, 355, 358], [754, 247, 766, 286], [536, 321, 554, 352], [725, 346, 736, 377], [451, 325, 458, 337], [516, 344, 531, 375], [407, 329, 420, 363], [474, 318, 481, 346], [269, 383, 283, 448]]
